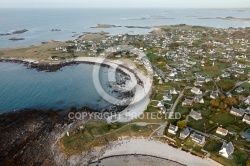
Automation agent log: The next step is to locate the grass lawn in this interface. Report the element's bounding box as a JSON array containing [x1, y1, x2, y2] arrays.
[[153, 92, 163, 101], [210, 112, 235, 124], [187, 117, 208, 132], [145, 106, 159, 113], [183, 138, 195, 149], [240, 82, 250, 89], [201, 109, 212, 118], [203, 139, 222, 152], [175, 105, 190, 116], [59, 121, 159, 156], [210, 149, 250, 166], [147, 53, 159, 61]]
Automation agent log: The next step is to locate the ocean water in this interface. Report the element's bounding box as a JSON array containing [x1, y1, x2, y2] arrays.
[[0, 8, 250, 48], [0, 8, 250, 113], [0, 62, 122, 113]]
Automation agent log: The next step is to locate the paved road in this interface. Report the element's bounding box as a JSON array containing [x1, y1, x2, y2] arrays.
[[149, 86, 192, 138], [226, 80, 248, 95]]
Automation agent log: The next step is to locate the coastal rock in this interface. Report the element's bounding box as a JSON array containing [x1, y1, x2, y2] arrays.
[[8, 37, 25, 41], [0, 29, 28, 36], [0, 109, 73, 166], [12, 29, 28, 34], [51, 29, 61, 31]]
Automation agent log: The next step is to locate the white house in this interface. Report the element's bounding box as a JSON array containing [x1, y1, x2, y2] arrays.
[[230, 107, 245, 117], [189, 109, 202, 121], [170, 89, 178, 95], [179, 127, 190, 140], [194, 95, 204, 104], [191, 133, 205, 145], [168, 124, 178, 135], [182, 98, 193, 106], [219, 142, 234, 158], [157, 100, 164, 107], [244, 96, 250, 105], [163, 93, 172, 101], [242, 114, 250, 125], [210, 91, 219, 99], [191, 87, 202, 95], [216, 127, 228, 136]]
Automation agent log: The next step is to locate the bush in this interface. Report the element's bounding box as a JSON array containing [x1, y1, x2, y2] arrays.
[[234, 151, 248, 165], [217, 79, 235, 91]]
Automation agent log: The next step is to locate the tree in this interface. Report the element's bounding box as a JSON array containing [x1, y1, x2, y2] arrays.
[[152, 47, 159, 53], [224, 97, 238, 107], [234, 151, 248, 165], [210, 99, 220, 107], [209, 120, 214, 125], [218, 102, 226, 110], [217, 79, 235, 91], [177, 120, 187, 129]]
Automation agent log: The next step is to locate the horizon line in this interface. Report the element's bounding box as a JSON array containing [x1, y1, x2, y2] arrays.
[[0, 7, 250, 9]]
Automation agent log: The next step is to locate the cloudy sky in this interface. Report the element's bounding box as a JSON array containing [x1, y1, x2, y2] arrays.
[[1, 0, 250, 8]]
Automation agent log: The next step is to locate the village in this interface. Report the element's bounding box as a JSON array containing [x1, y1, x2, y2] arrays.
[[45, 25, 250, 165]]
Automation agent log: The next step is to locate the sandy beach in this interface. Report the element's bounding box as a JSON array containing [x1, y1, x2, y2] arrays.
[[74, 56, 153, 122], [94, 139, 222, 166], [89, 154, 184, 166]]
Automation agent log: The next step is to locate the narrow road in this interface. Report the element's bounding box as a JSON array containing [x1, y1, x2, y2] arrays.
[[226, 80, 248, 95]]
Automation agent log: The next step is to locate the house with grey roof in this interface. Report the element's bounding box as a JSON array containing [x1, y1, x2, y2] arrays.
[[179, 127, 190, 140], [191, 87, 202, 95], [191, 132, 205, 145], [163, 93, 172, 101], [244, 96, 250, 105], [182, 98, 193, 106], [219, 142, 234, 159], [168, 124, 178, 135], [210, 91, 219, 99], [230, 107, 245, 117], [194, 95, 204, 104], [189, 109, 202, 121], [243, 114, 250, 125], [235, 87, 244, 93]]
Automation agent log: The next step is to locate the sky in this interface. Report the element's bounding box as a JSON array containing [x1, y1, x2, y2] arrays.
[[1, 0, 250, 8]]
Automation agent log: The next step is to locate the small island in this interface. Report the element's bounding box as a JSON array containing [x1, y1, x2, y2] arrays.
[[91, 24, 122, 28]]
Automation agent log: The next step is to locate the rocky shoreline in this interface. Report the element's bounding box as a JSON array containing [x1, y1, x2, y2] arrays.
[[0, 109, 74, 166], [0, 104, 130, 166]]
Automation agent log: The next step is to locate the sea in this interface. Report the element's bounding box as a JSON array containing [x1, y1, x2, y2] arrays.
[[0, 8, 250, 113], [0, 62, 125, 112], [0, 8, 250, 48]]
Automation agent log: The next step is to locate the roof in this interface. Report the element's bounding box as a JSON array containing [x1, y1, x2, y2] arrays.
[[189, 109, 202, 120], [243, 114, 250, 122], [216, 127, 228, 135], [192, 133, 204, 142], [210, 91, 219, 98], [230, 107, 245, 116], [169, 124, 178, 131], [194, 95, 203, 101], [182, 98, 193, 105], [180, 128, 190, 136], [220, 142, 234, 156], [235, 86, 244, 92], [191, 87, 200, 92]]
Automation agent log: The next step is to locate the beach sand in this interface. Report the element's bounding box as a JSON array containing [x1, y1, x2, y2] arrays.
[[89, 154, 183, 166], [95, 139, 222, 166]]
